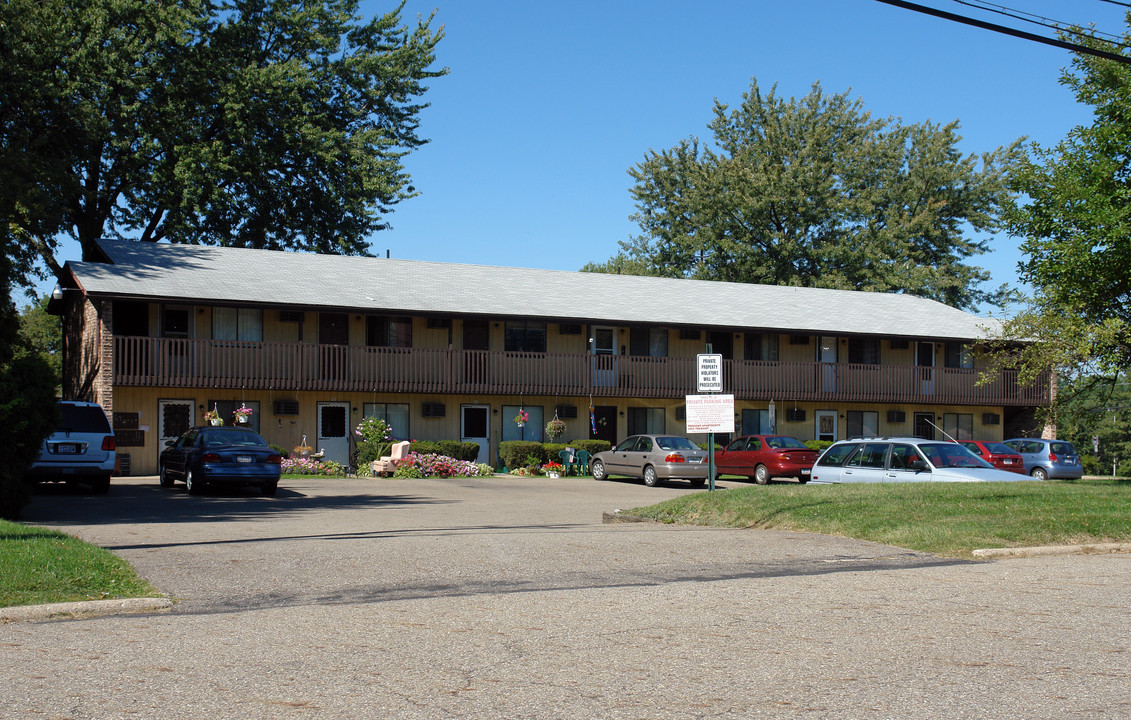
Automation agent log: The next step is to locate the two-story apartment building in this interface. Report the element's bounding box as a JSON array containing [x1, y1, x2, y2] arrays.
[[53, 239, 1048, 475]]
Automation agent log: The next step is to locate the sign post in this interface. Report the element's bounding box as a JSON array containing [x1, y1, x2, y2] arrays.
[[686, 393, 734, 491]]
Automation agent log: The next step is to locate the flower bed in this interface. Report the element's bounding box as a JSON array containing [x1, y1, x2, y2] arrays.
[[281, 457, 344, 476], [392, 452, 492, 479]]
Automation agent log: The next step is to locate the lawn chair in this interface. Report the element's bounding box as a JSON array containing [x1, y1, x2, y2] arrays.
[[558, 448, 576, 476], [575, 449, 592, 476], [372, 441, 411, 477]]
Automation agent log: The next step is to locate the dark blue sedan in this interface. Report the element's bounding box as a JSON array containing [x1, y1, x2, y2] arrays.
[[159, 426, 282, 496]]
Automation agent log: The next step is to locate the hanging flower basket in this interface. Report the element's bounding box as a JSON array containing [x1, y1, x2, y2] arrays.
[[513, 409, 529, 428], [233, 404, 253, 424]]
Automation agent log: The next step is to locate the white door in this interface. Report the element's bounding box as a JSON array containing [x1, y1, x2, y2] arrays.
[[815, 410, 837, 443], [317, 402, 351, 467], [592, 326, 617, 387], [158, 399, 194, 464], [461, 405, 490, 464], [819, 336, 837, 392]]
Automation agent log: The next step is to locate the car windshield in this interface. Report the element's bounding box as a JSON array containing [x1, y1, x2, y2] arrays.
[[657, 436, 698, 451], [201, 429, 265, 448], [765, 436, 806, 450], [917, 443, 993, 469]]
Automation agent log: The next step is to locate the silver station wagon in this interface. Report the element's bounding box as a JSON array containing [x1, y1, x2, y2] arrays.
[[811, 437, 1028, 483]]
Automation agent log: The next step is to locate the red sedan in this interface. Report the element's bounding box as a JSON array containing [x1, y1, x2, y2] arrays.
[[960, 440, 1027, 475], [713, 435, 818, 484]]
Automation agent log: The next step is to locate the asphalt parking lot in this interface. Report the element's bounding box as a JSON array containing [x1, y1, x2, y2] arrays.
[[3, 474, 1129, 719]]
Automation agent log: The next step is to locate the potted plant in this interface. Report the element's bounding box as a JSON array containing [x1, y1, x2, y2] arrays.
[[203, 406, 223, 426], [545, 416, 567, 442], [513, 409, 529, 428], [542, 461, 564, 478], [233, 404, 253, 424]]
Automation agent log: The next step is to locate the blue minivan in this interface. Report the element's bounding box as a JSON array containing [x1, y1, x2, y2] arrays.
[[1003, 438, 1083, 480]]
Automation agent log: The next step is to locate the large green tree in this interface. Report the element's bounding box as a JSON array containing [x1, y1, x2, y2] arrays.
[[1, 0, 446, 285], [997, 18, 1131, 385], [586, 79, 1021, 311]]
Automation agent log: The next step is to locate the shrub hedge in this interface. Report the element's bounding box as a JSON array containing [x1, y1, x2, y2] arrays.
[[498, 439, 612, 470]]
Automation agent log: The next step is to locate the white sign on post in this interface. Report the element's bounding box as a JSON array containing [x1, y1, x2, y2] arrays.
[[685, 394, 735, 434], [697, 353, 723, 393]]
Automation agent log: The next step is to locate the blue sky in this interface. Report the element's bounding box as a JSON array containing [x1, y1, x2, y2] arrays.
[[34, 1, 1130, 315]]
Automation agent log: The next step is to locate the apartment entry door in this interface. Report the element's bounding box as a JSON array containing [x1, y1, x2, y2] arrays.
[[158, 400, 194, 465], [461, 405, 490, 464], [815, 410, 837, 443], [317, 402, 351, 468], [590, 405, 617, 445]]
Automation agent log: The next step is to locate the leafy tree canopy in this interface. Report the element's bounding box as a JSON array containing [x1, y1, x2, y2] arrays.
[[584, 79, 1022, 311], [0, 0, 446, 286], [997, 17, 1131, 385]]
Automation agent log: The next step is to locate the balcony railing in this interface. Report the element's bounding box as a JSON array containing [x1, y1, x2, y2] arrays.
[[113, 337, 1049, 406]]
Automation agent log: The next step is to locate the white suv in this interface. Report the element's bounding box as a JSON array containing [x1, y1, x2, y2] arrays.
[[811, 437, 1027, 483], [27, 401, 117, 493]]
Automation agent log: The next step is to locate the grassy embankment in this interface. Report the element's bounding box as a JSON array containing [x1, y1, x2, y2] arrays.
[[627, 476, 1131, 558], [0, 521, 159, 608]]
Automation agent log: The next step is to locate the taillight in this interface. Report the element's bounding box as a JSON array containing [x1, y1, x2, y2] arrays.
[[266, 454, 282, 465], [202, 452, 222, 463], [102, 436, 116, 451], [665, 453, 686, 463], [1048, 453, 1059, 463]]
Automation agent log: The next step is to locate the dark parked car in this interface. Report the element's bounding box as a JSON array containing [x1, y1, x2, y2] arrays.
[[26, 400, 116, 493], [713, 434, 817, 484], [589, 434, 709, 487], [1003, 438, 1083, 480], [159, 426, 282, 495], [959, 440, 1026, 475]]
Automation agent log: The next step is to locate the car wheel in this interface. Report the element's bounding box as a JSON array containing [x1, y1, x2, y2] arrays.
[[159, 466, 174, 488], [261, 481, 278, 497], [798, 475, 810, 484], [91, 474, 110, 494], [591, 460, 607, 481], [754, 464, 769, 485], [643, 465, 658, 487], [1031, 467, 1049, 481], [185, 469, 203, 495]]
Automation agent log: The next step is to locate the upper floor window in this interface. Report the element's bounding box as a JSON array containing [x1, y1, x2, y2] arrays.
[[629, 327, 668, 357], [505, 321, 546, 353], [945, 342, 973, 369], [848, 337, 880, 365], [745, 333, 779, 362], [367, 316, 412, 348], [213, 307, 263, 341]]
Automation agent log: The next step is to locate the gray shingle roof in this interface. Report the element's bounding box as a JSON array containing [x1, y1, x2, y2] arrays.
[[67, 239, 1001, 341]]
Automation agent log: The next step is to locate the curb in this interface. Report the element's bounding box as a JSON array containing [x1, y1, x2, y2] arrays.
[[602, 510, 654, 524], [1, 597, 174, 624], [972, 542, 1131, 559]]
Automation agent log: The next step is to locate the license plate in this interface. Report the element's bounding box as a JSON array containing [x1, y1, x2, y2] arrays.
[[236, 455, 252, 463], [801, 468, 811, 475], [687, 457, 702, 463], [55, 444, 78, 454]]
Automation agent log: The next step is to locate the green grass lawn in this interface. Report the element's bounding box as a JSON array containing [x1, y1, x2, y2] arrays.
[[0, 521, 160, 608], [627, 476, 1131, 558]]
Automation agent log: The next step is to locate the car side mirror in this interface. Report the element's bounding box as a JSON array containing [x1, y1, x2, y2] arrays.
[[164, 439, 175, 447], [908, 457, 927, 471]]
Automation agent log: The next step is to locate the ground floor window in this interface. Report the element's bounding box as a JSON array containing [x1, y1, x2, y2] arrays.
[[627, 407, 665, 435], [363, 402, 410, 440], [503, 405, 543, 442], [846, 410, 879, 439], [741, 408, 772, 435], [943, 413, 974, 441], [207, 399, 261, 431]]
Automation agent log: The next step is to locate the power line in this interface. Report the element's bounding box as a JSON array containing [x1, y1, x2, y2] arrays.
[[954, 0, 1131, 48], [873, 0, 1131, 65]]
